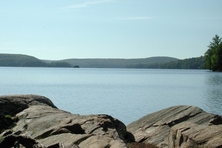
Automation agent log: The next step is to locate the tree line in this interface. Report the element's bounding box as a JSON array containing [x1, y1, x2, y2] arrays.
[[126, 56, 205, 69], [1, 36, 221, 70], [0, 54, 72, 67], [128, 34, 222, 71], [0, 54, 205, 69], [204, 35, 222, 71]]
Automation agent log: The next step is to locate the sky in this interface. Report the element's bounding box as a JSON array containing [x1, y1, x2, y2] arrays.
[[0, 0, 222, 60]]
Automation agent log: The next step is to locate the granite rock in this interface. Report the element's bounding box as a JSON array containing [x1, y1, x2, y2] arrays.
[[127, 105, 222, 148], [0, 94, 57, 115], [0, 95, 133, 148]]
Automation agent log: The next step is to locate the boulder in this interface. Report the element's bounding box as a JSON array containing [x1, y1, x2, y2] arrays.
[[0, 95, 133, 148], [0, 94, 57, 115], [2, 95, 222, 148], [127, 105, 222, 148]]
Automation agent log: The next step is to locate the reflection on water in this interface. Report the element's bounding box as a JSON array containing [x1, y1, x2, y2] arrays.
[[205, 73, 222, 115], [207, 74, 222, 85]]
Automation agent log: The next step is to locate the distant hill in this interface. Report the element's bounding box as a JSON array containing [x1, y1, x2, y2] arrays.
[[0, 54, 71, 67], [0, 54, 205, 69], [61, 57, 178, 68], [127, 56, 205, 69], [160, 56, 205, 69], [0, 54, 47, 67]]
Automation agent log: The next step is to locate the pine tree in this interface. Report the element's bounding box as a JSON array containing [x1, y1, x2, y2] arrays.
[[205, 35, 222, 71]]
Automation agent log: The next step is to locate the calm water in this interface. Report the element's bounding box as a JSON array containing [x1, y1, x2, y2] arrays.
[[0, 67, 222, 124]]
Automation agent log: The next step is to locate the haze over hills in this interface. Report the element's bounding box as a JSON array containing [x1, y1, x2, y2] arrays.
[[0, 54, 47, 67], [61, 57, 178, 68], [0, 54, 71, 67], [0, 53, 205, 69]]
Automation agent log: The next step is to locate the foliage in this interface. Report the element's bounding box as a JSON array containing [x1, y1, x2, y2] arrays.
[[127, 56, 205, 69], [204, 35, 222, 71], [63, 57, 178, 68], [0, 114, 16, 133], [0, 54, 72, 68], [48, 61, 72, 67], [0, 53, 207, 69], [0, 54, 47, 67]]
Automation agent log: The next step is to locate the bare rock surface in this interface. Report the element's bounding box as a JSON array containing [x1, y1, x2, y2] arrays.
[[15, 105, 130, 147], [127, 105, 222, 148], [0, 94, 57, 115], [0, 95, 132, 148], [1, 95, 222, 148]]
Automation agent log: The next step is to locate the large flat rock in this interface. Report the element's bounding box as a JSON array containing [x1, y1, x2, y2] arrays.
[[14, 105, 129, 147], [0, 95, 132, 148], [127, 105, 222, 148], [1, 95, 222, 148]]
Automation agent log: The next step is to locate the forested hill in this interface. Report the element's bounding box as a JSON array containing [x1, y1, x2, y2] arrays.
[[61, 57, 178, 68], [160, 56, 205, 69], [0, 54, 71, 67], [0, 54, 46, 67], [0, 54, 178, 68], [0, 53, 205, 69], [127, 56, 205, 69]]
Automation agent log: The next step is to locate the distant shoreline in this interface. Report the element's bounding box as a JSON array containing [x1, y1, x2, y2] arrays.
[[0, 53, 205, 69]]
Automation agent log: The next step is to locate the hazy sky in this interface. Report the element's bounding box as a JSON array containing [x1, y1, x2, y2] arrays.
[[1, 0, 222, 60]]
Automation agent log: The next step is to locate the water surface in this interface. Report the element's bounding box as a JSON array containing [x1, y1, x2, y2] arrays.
[[0, 67, 221, 124]]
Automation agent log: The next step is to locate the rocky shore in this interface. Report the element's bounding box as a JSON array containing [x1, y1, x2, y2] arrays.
[[0, 95, 222, 148]]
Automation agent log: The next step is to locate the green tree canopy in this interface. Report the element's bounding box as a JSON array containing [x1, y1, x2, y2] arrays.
[[204, 35, 222, 71]]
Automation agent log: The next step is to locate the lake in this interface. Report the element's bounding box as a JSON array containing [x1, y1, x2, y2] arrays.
[[0, 67, 222, 125]]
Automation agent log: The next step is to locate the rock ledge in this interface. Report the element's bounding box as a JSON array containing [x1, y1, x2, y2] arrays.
[[1, 95, 222, 148], [127, 105, 222, 148], [0, 95, 133, 148]]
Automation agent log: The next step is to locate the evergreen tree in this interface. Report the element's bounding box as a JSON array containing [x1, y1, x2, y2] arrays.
[[204, 35, 222, 71]]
